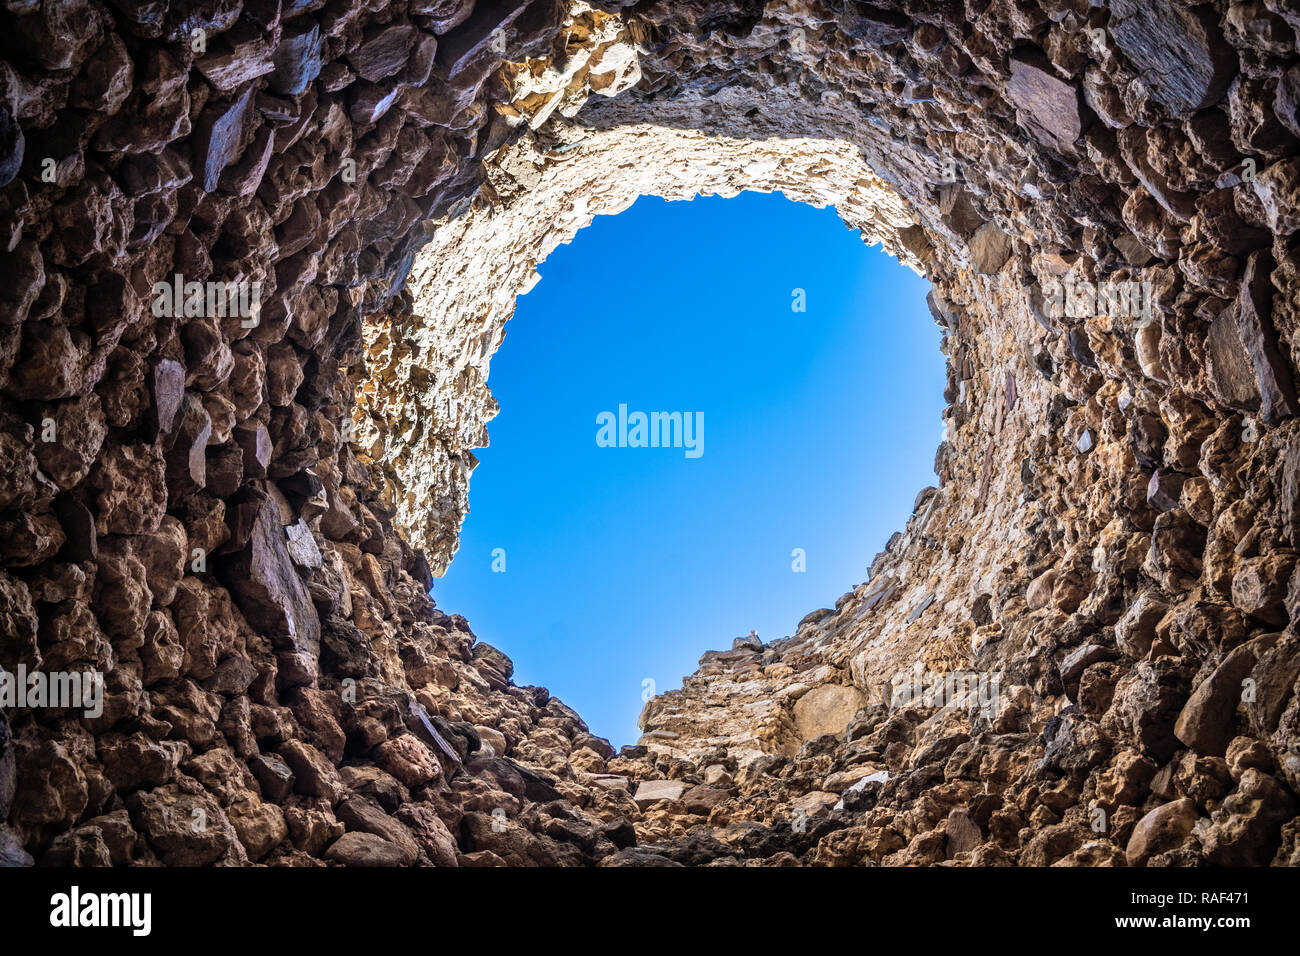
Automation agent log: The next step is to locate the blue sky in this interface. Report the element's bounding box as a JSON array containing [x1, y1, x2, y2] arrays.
[[434, 191, 944, 746]]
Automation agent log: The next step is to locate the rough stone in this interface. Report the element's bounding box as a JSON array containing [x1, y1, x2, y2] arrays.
[[0, 0, 1297, 874]]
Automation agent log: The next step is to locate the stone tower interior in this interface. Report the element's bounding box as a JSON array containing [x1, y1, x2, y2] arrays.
[[2, 0, 1300, 870]]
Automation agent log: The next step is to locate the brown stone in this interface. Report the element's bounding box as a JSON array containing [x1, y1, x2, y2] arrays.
[[219, 493, 320, 686], [1109, 0, 1237, 116], [1006, 48, 1084, 152], [1174, 636, 1275, 756], [1126, 797, 1200, 866], [1236, 250, 1299, 425], [193, 87, 255, 193]]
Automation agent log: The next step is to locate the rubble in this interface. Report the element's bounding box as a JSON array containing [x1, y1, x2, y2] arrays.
[[1, 0, 1299, 868]]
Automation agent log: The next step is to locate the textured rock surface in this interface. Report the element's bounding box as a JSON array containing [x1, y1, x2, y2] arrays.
[[2, 0, 1300, 868]]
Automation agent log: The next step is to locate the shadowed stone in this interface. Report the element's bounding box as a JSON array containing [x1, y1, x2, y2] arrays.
[[193, 86, 254, 192], [270, 22, 324, 96], [346, 22, 418, 82], [219, 493, 321, 686], [0, 105, 24, 188], [1237, 250, 1299, 425], [2, 0, 1300, 875], [1110, 0, 1237, 115], [1126, 797, 1200, 866], [1006, 48, 1084, 152]]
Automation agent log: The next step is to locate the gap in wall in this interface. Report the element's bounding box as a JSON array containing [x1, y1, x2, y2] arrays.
[[435, 190, 945, 745]]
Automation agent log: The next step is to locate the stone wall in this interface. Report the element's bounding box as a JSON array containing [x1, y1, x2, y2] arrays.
[[2, 0, 1300, 867]]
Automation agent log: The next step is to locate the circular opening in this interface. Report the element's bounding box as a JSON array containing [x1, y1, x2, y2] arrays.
[[436, 189, 943, 744]]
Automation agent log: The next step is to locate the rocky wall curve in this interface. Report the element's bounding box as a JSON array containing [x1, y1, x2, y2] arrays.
[[1, 0, 1299, 867]]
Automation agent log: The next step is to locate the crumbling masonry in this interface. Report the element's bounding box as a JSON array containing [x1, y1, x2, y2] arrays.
[[3, 0, 1300, 866]]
